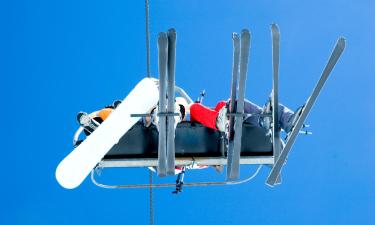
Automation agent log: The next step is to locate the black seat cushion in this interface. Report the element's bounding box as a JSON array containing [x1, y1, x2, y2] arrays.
[[104, 121, 273, 159]]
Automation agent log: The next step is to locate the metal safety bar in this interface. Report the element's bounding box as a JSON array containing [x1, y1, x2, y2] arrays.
[[99, 156, 274, 168]]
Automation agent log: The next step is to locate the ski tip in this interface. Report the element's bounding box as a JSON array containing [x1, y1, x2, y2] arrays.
[[168, 28, 176, 33], [241, 29, 250, 35], [271, 23, 279, 28], [265, 181, 275, 188], [158, 32, 167, 37], [157, 32, 168, 42], [271, 24, 280, 37], [337, 37, 346, 48], [265, 174, 278, 187], [232, 32, 240, 40], [157, 171, 167, 177], [167, 28, 177, 39], [241, 29, 251, 42]]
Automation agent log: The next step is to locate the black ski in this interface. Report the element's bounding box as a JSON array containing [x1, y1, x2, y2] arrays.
[[266, 37, 346, 186], [226, 33, 240, 179], [271, 24, 282, 184], [157, 32, 168, 177], [166, 29, 177, 175], [228, 33, 240, 140]]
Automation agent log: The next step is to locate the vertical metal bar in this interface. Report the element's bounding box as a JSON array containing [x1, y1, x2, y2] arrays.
[[157, 32, 168, 177], [166, 29, 177, 175]]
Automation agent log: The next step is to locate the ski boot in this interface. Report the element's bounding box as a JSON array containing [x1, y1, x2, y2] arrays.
[[259, 99, 272, 130], [284, 106, 304, 134], [216, 106, 229, 133], [77, 112, 99, 134]]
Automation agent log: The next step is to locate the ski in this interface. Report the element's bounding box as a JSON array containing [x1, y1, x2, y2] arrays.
[[226, 32, 240, 179], [228, 33, 240, 139], [227, 29, 250, 180], [271, 24, 282, 184], [266, 37, 346, 186], [166, 29, 177, 175], [157, 32, 169, 177]]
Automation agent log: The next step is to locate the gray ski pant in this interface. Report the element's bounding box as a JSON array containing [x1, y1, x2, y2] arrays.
[[243, 99, 293, 130]]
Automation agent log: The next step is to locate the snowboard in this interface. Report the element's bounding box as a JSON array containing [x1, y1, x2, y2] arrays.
[[56, 78, 159, 189]]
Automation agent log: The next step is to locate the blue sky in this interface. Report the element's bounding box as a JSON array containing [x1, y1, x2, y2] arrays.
[[1, 0, 374, 224]]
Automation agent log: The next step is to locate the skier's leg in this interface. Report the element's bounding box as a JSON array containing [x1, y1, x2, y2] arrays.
[[214, 101, 228, 132], [258, 101, 297, 131], [278, 103, 292, 128], [77, 112, 99, 134], [243, 99, 263, 127], [214, 101, 227, 112], [190, 103, 220, 130], [279, 104, 304, 133]]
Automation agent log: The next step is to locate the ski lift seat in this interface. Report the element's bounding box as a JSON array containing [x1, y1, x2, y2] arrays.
[[104, 121, 273, 159]]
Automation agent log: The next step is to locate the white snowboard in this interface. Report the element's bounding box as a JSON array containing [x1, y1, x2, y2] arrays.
[[56, 78, 159, 189]]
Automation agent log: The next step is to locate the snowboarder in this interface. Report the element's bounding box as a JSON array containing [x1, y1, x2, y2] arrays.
[[76, 100, 122, 137], [190, 99, 302, 134], [149, 96, 190, 129], [76, 96, 190, 137]]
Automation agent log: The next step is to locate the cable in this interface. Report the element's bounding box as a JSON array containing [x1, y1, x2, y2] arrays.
[[145, 0, 151, 77], [149, 172, 153, 225], [145, 1, 153, 224]]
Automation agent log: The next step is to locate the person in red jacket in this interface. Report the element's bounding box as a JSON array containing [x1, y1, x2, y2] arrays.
[[190, 99, 302, 134]]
